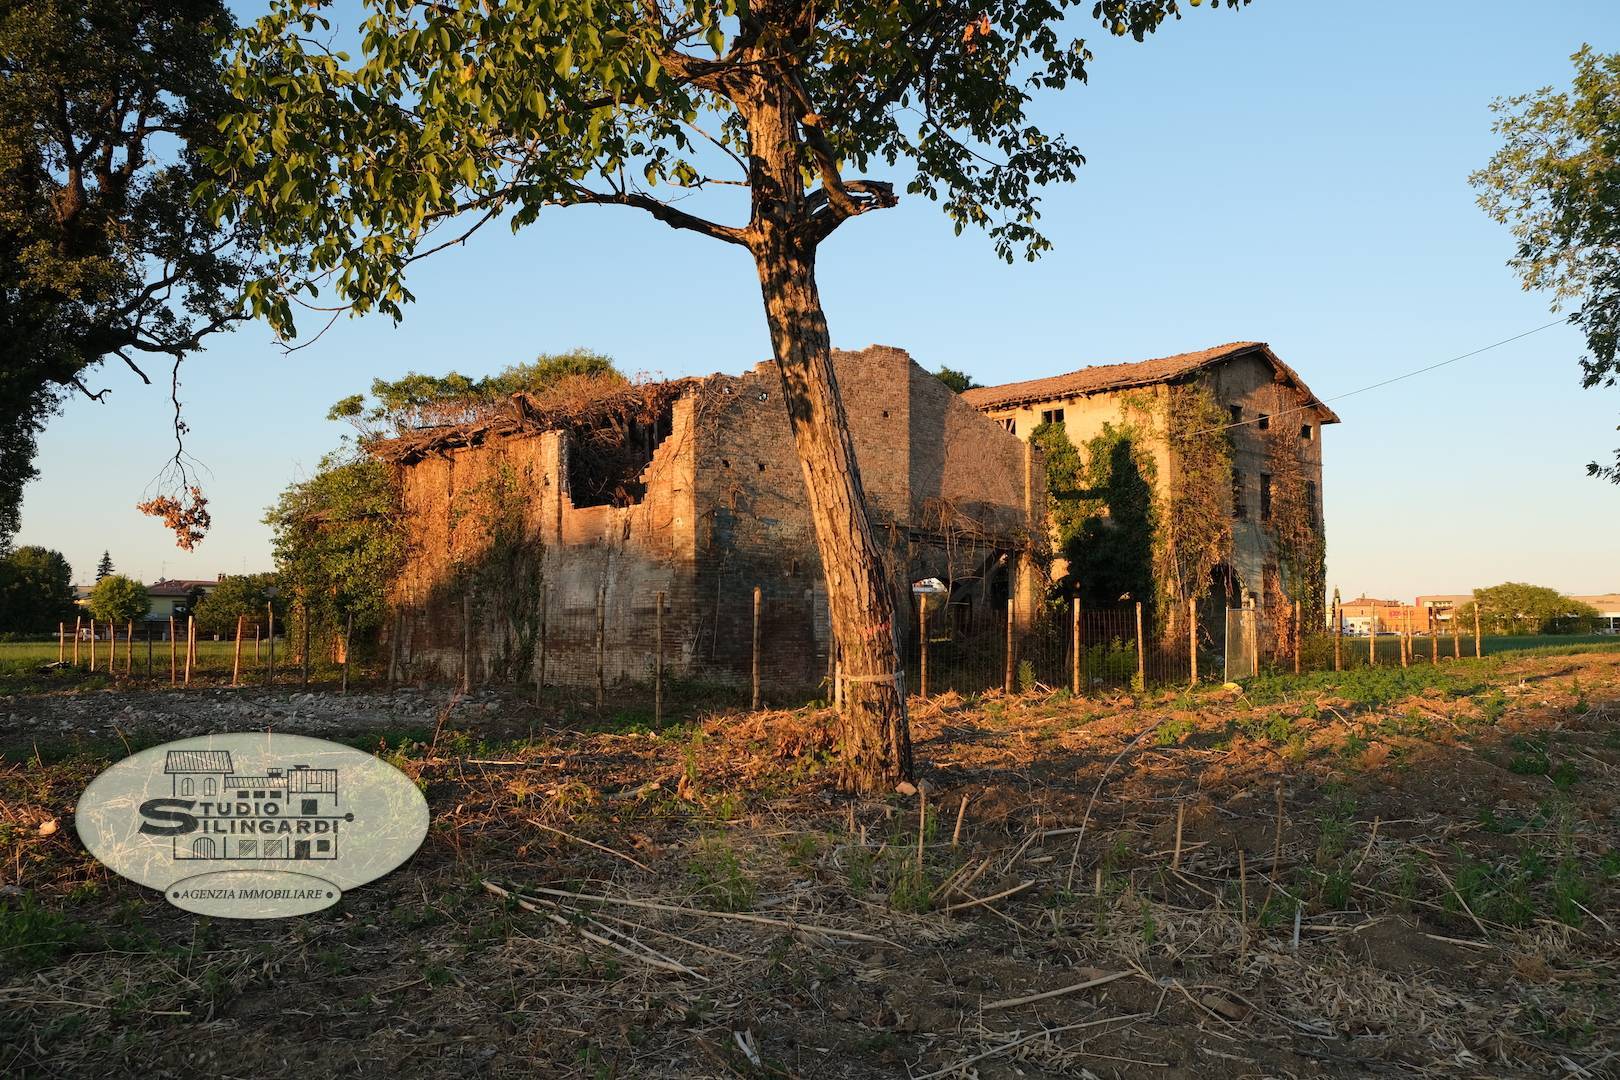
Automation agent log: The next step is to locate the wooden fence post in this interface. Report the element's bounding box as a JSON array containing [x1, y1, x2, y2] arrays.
[[386, 611, 400, 687], [232, 614, 246, 686], [1369, 609, 1377, 667], [169, 615, 176, 684], [1474, 603, 1482, 659], [73, 615, 81, 668], [654, 589, 665, 726], [1134, 601, 1146, 688], [1189, 595, 1198, 685], [461, 588, 473, 694], [1071, 591, 1082, 695], [918, 593, 929, 700], [125, 619, 134, 675], [146, 622, 153, 681], [1453, 614, 1461, 660], [57, 622, 64, 664], [184, 616, 194, 685], [594, 583, 606, 711], [254, 622, 261, 663], [88, 619, 96, 673], [1429, 618, 1438, 664], [267, 602, 276, 684], [1400, 612, 1409, 669], [751, 585, 762, 711], [1332, 588, 1342, 672], [341, 610, 353, 695]]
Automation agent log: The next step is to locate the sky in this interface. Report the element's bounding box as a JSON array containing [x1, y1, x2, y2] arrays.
[[16, 0, 1620, 600]]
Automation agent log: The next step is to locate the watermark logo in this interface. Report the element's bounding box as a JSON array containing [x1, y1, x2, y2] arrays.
[[75, 733, 429, 918]]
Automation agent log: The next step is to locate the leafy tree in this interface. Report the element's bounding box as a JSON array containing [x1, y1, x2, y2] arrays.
[[1454, 583, 1600, 636], [264, 453, 406, 643], [328, 350, 623, 438], [0, 0, 259, 548], [934, 367, 981, 394], [1472, 46, 1620, 482], [191, 572, 285, 636], [210, 0, 1248, 790], [0, 545, 75, 632], [95, 551, 113, 581], [87, 573, 149, 624]]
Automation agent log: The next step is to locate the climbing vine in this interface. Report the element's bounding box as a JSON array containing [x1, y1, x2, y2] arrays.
[[452, 455, 545, 682], [1059, 400, 1159, 611], [1263, 382, 1327, 641], [1153, 384, 1234, 638]]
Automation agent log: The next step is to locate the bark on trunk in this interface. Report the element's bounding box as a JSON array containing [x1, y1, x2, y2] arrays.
[[743, 89, 912, 792]]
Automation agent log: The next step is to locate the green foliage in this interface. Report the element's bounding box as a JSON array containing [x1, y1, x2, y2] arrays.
[[1456, 583, 1601, 636], [1472, 46, 1620, 482], [933, 367, 980, 394], [0, 0, 257, 544], [688, 837, 754, 912], [191, 573, 285, 636], [0, 545, 75, 633], [1030, 420, 1085, 552], [86, 574, 148, 623], [1061, 420, 1157, 608], [206, 0, 1249, 339], [264, 453, 405, 634], [333, 350, 623, 438]]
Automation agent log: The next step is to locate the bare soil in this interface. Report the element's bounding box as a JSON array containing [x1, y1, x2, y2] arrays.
[[3, 649, 1619, 1078]]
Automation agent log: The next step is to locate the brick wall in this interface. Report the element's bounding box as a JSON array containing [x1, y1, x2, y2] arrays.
[[388, 347, 1039, 696]]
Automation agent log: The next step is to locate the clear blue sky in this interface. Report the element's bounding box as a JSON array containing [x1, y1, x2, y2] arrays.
[[18, 0, 1620, 600]]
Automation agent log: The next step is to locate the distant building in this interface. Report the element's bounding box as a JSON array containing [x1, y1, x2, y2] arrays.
[[1572, 594, 1620, 634], [1414, 594, 1473, 632], [1337, 596, 1413, 635], [144, 577, 227, 623], [962, 341, 1336, 619]]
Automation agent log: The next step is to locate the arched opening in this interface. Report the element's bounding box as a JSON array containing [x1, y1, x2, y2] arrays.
[[180, 778, 194, 796], [192, 837, 215, 858]]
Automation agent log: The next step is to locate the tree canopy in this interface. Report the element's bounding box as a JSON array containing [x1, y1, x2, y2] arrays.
[[0, 545, 75, 633], [0, 0, 257, 547], [934, 367, 981, 394], [327, 350, 623, 438], [191, 572, 285, 636], [95, 551, 113, 580], [1473, 45, 1620, 482], [1455, 583, 1600, 636], [86, 573, 149, 623], [264, 453, 405, 634]]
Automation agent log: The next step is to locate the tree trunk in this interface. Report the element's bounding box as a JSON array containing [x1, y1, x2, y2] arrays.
[[744, 90, 912, 792]]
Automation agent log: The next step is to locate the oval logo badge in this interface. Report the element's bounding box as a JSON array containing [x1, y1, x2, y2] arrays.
[[75, 733, 429, 919]]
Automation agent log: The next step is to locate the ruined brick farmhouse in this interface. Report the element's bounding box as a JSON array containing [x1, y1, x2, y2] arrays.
[[376, 347, 1042, 693], [962, 341, 1337, 617]]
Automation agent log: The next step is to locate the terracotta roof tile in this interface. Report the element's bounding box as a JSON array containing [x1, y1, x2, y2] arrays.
[[960, 342, 1339, 422]]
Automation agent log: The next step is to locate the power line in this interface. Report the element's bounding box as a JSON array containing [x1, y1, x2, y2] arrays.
[[1175, 316, 1570, 440]]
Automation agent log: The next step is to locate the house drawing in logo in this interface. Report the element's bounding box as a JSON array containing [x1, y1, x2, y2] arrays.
[[164, 750, 345, 863]]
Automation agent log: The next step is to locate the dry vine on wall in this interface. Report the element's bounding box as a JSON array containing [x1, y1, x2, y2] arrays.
[[1263, 381, 1327, 653], [1154, 383, 1234, 643]]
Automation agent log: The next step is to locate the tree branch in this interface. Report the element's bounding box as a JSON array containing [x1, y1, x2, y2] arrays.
[[570, 186, 750, 245]]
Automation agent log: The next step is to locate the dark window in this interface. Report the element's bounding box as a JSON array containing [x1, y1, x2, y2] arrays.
[[1232, 471, 1246, 519], [1040, 408, 1065, 425], [1299, 423, 1313, 441], [316, 838, 330, 852], [997, 417, 1016, 435], [1257, 413, 1270, 431], [1229, 404, 1242, 425], [237, 790, 249, 799], [1306, 481, 1318, 528], [1260, 474, 1273, 521], [253, 791, 265, 800], [302, 799, 318, 815]]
